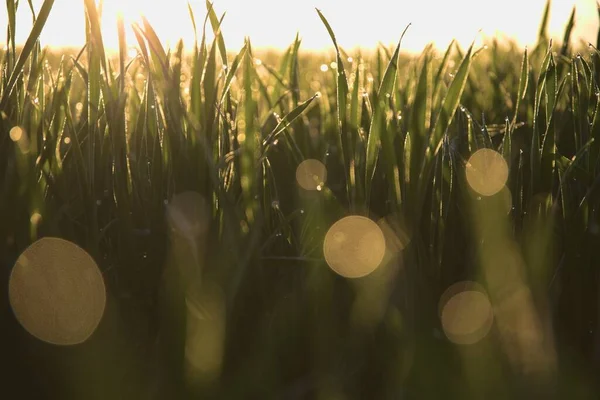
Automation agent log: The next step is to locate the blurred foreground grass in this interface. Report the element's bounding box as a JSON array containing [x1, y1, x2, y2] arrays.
[[2, 0, 600, 398]]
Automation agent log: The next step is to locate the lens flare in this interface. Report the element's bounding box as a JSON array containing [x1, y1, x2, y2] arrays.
[[466, 149, 509, 196], [9, 126, 23, 142], [323, 216, 386, 278], [166, 191, 211, 238], [8, 237, 106, 345], [184, 283, 225, 386], [439, 281, 494, 345], [296, 159, 327, 191]]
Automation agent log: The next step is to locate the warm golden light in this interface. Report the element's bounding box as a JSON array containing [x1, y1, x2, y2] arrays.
[[466, 149, 509, 197], [184, 283, 225, 386], [8, 237, 106, 345], [9, 126, 23, 142], [323, 215, 386, 278], [166, 191, 211, 239], [1, 1, 597, 52], [296, 159, 327, 191], [439, 281, 494, 345]]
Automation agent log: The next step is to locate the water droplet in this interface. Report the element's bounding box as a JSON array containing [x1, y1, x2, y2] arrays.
[[320, 64, 329, 72], [271, 200, 280, 209], [300, 209, 305, 214]]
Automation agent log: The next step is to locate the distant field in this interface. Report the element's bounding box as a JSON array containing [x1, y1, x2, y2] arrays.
[[2, 0, 600, 398]]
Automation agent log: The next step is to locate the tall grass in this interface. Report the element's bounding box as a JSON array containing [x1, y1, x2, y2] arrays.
[[2, 0, 600, 398]]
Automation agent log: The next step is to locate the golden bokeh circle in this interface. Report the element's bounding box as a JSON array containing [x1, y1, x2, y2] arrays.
[[166, 191, 211, 238], [323, 216, 386, 278], [439, 281, 494, 345], [466, 149, 509, 197], [9, 126, 23, 142], [9, 237, 106, 345], [296, 159, 327, 191]]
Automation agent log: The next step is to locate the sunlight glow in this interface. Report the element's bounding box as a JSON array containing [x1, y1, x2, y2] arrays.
[[185, 283, 225, 386], [0, 1, 596, 52], [166, 191, 211, 239], [9, 237, 106, 345]]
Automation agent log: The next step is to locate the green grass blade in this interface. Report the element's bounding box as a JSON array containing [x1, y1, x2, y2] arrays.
[[1, 0, 54, 108], [429, 42, 473, 155], [365, 24, 410, 206], [513, 47, 529, 125], [206, 1, 228, 67]]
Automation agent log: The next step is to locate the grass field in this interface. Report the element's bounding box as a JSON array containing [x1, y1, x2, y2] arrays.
[[2, 0, 600, 398]]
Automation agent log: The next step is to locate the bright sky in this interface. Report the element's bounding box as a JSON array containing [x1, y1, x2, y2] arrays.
[[1, 0, 598, 52]]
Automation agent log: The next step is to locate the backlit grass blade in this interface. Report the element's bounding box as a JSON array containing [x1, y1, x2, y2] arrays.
[[531, 44, 552, 195], [560, 7, 576, 57], [262, 93, 318, 157], [206, 1, 228, 67], [429, 42, 473, 156], [432, 39, 455, 107], [140, 16, 169, 79], [538, 0, 551, 43], [1, 0, 54, 108], [365, 25, 410, 205], [6, 0, 16, 69], [513, 47, 529, 125], [83, 0, 107, 75], [220, 44, 247, 104], [241, 39, 258, 225], [316, 10, 350, 187]]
